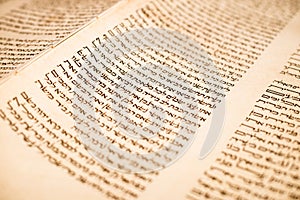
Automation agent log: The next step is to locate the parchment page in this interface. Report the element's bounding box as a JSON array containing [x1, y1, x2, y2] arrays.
[[0, 0, 299, 200]]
